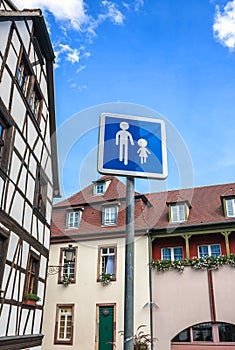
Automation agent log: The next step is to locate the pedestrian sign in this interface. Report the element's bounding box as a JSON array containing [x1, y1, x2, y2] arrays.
[[98, 113, 168, 179]]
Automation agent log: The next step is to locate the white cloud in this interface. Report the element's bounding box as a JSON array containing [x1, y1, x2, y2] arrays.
[[100, 0, 125, 25], [213, 0, 235, 51], [55, 44, 81, 67], [14, 0, 89, 31], [76, 65, 86, 73]]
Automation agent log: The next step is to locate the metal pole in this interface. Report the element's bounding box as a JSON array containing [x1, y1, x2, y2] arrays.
[[124, 176, 135, 350]]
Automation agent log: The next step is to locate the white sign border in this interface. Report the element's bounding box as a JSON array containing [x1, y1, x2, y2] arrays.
[[98, 112, 168, 179]]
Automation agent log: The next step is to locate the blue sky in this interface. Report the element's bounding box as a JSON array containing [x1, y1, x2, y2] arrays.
[[15, 0, 235, 198]]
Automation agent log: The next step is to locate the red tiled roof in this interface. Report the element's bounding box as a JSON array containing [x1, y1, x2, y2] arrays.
[[51, 179, 235, 240], [146, 183, 235, 230]]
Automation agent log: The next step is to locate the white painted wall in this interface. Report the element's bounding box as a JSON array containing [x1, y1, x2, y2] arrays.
[[42, 235, 150, 350]]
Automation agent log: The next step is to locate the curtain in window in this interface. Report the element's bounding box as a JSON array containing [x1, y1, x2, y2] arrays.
[[106, 255, 114, 275]]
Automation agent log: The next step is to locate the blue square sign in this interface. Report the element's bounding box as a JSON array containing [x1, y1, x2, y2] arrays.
[[98, 113, 168, 179]]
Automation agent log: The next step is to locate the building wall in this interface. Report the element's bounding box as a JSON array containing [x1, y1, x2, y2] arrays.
[[42, 235, 150, 350], [0, 12, 55, 350], [152, 265, 235, 350]]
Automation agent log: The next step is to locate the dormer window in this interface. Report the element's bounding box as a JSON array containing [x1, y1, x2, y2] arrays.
[[225, 198, 235, 218], [168, 202, 190, 223], [102, 205, 118, 226], [66, 210, 82, 229], [93, 180, 110, 195]]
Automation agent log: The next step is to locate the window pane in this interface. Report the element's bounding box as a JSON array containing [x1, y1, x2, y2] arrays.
[[193, 323, 212, 341], [162, 248, 171, 260], [199, 245, 209, 258], [104, 207, 117, 225], [210, 244, 221, 257], [172, 328, 191, 342], [171, 205, 185, 222], [218, 323, 235, 342], [67, 211, 81, 228], [174, 247, 183, 260], [226, 199, 235, 217]]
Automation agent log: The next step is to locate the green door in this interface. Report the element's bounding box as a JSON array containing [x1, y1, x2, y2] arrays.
[[99, 306, 114, 350]]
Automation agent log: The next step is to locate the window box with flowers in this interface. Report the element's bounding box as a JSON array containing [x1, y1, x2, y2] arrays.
[[62, 274, 72, 287], [152, 254, 235, 273], [99, 272, 112, 286]]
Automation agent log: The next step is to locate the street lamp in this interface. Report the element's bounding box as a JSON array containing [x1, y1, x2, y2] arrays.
[[48, 244, 75, 275]]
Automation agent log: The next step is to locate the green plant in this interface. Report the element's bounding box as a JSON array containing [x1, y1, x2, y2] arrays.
[[100, 272, 112, 286], [119, 325, 153, 350], [62, 274, 72, 287], [24, 293, 41, 301]]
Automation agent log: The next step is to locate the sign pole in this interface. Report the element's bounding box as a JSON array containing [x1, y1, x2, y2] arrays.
[[124, 176, 135, 350]]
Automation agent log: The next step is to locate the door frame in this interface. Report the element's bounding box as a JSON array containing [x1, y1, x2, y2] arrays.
[[95, 303, 116, 350]]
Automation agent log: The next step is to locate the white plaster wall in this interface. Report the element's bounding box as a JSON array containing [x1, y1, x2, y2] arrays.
[[15, 21, 30, 53], [40, 74, 47, 99], [39, 255, 47, 280], [213, 265, 235, 324], [9, 152, 21, 184], [152, 267, 211, 350], [0, 304, 10, 336], [23, 202, 33, 232], [7, 232, 19, 262], [11, 30, 21, 55], [6, 45, 18, 74], [0, 22, 10, 54], [8, 305, 17, 336], [19, 309, 28, 335], [0, 69, 11, 108], [10, 191, 24, 224], [42, 236, 150, 350], [11, 88, 26, 130], [14, 131, 26, 158]]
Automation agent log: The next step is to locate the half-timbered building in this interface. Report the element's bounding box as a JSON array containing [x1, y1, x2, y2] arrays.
[[43, 178, 235, 350], [0, 1, 60, 349]]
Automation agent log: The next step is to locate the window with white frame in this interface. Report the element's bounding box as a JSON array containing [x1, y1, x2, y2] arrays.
[[55, 305, 74, 345], [170, 204, 187, 223], [225, 198, 235, 217], [66, 210, 81, 229], [198, 244, 221, 258], [161, 247, 183, 261], [60, 247, 76, 282], [98, 246, 116, 279], [94, 180, 111, 195], [102, 206, 118, 226]]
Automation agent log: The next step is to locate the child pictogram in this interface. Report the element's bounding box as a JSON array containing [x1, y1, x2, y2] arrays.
[[137, 138, 150, 164], [116, 122, 134, 165]]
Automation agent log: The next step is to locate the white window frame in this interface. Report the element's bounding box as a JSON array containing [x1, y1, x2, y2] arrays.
[[100, 246, 116, 277], [66, 210, 81, 229], [56, 305, 73, 344], [225, 198, 235, 217], [102, 206, 118, 226], [93, 180, 111, 195], [198, 244, 221, 258], [161, 247, 183, 261], [61, 248, 76, 280], [170, 204, 187, 223]]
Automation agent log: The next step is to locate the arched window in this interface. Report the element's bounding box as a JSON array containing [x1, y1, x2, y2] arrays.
[[172, 322, 235, 344]]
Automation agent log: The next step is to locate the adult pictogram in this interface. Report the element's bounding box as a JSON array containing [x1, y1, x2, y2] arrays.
[[116, 122, 134, 165]]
